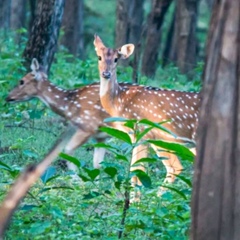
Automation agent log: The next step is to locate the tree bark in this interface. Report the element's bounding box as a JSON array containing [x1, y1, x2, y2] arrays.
[[115, 0, 130, 48], [162, 8, 176, 66], [191, 0, 240, 239], [61, 0, 84, 58], [23, 0, 65, 73], [128, 0, 144, 82], [175, 0, 198, 77], [141, 0, 173, 78], [0, 0, 11, 30], [10, 0, 26, 30]]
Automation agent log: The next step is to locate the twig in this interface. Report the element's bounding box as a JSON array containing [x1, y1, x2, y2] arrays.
[[118, 188, 130, 239], [0, 125, 76, 238], [4, 124, 58, 137]]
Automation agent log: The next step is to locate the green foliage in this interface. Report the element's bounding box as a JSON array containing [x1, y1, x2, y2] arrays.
[[0, 31, 201, 239]]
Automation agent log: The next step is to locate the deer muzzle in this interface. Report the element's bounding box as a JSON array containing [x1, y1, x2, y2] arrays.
[[102, 71, 111, 79]]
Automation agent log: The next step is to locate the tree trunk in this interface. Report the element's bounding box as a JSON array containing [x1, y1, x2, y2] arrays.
[[61, 0, 84, 58], [23, 0, 65, 73], [191, 0, 240, 239], [128, 0, 144, 82], [28, 0, 36, 32], [162, 8, 176, 66], [0, 0, 11, 30], [141, 0, 173, 78], [10, 0, 26, 30], [175, 0, 198, 77], [115, 0, 130, 48]]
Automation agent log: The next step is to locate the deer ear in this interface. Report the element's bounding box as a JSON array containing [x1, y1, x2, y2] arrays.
[[93, 34, 105, 51], [31, 58, 40, 72], [30, 58, 43, 81], [118, 44, 135, 59]]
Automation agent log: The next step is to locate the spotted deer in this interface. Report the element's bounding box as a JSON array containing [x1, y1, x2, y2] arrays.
[[6, 58, 147, 177], [94, 35, 200, 187]]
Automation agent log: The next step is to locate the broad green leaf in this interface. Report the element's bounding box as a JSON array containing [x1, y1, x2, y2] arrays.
[[147, 140, 194, 161], [138, 119, 176, 137], [93, 142, 119, 154], [115, 153, 128, 162], [100, 126, 132, 144], [83, 168, 100, 181], [40, 166, 56, 184], [59, 152, 81, 168], [132, 157, 158, 166], [104, 167, 117, 178], [131, 170, 151, 188], [124, 119, 138, 130]]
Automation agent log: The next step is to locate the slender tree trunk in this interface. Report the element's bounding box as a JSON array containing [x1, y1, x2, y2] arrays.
[[23, 0, 65, 73], [191, 0, 240, 239], [0, 0, 11, 30], [129, 0, 144, 82], [28, 0, 36, 32], [141, 0, 173, 78], [61, 0, 84, 58], [162, 9, 176, 66], [175, 0, 198, 77], [115, 0, 130, 48], [10, 0, 26, 30]]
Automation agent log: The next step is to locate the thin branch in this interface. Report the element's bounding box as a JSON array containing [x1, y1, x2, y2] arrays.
[[4, 124, 59, 137], [0, 125, 76, 238]]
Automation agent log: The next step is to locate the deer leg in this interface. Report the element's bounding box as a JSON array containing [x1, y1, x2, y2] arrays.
[[151, 144, 183, 184]]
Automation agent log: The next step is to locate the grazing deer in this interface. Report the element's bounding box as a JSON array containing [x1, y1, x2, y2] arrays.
[[6, 59, 147, 183], [94, 35, 200, 187]]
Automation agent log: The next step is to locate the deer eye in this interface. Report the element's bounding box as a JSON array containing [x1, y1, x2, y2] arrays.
[[19, 80, 24, 85], [98, 56, 102, 61], [114, 58, 118, 63]]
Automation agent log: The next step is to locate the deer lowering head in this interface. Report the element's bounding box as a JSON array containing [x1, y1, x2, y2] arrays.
[[94, 35, 200, 186], [6, 59, 149, 197]]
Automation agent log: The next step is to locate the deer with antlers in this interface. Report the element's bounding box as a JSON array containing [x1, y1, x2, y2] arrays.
[[94, 35, 200, 188], [6, 59, 148, 177]]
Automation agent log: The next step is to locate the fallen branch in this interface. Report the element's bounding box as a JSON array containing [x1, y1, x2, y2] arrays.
[[0, 125, 76, 238]]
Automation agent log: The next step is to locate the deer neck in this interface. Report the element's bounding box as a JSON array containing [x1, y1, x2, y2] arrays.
[[100, 72, 121, 116], [37, 79, 72, 118]]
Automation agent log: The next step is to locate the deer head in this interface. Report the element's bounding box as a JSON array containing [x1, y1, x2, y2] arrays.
[[6, 59, 47, 102]]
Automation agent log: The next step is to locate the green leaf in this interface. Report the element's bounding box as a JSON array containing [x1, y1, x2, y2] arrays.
[[131, 170, 152, 188], [23, 149, 39, 159], [139, 119, 176, 137], [161, 185, 187, 200], [104, 167, 117, 178], [136, 126, 153, 142], [83, 191, 101, 199], [176, 175, 192, 187], [93, 142, 119, 154], [40, 166, 56, 184], [147, 140, 194, 161], [100, 126, 132, 144], [132, 157, 158, 166], [83, 168, 100, 181], [0, 161, 12, 171], [103, 117, 130, 123], [78, 174, 90, 182], [124, 119, 138, 130], [59, 152, 81, 168]]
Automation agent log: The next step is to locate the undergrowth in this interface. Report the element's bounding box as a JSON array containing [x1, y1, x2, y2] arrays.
[[0, 33, 201, 239]]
